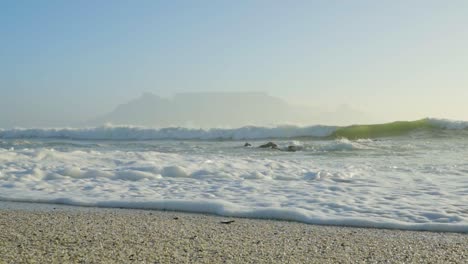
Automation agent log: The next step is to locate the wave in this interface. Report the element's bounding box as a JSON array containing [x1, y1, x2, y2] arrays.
[[0, 125, 337, 140], [0, 118, 467, 140], [332, 118, 468, 139]]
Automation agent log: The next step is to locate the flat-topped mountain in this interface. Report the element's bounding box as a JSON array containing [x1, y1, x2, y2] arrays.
[[91, 92, 307, 127], [90, 92, 369, 127]]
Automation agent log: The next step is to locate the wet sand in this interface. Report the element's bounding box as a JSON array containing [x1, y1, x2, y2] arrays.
[[1, 202, 467, 263]]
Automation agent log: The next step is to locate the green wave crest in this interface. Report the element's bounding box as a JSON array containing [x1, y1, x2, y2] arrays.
[[331, 119, 434, 139]]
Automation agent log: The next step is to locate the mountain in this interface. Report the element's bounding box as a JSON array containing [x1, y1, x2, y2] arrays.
[[90, 92, 370, 127], [95, 92, 173, 126]]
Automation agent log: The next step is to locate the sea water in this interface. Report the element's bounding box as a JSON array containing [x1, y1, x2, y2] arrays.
[[0, 118, 467, 232]]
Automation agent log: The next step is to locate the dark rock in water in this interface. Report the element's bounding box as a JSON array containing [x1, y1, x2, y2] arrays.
[[286, 145, 303, 152], [259, 142, 278, 149], [287, 146, 298, 152], [244, 142, 252, 147]]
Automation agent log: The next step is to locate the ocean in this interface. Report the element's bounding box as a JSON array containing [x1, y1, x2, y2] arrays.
[[1, 118, 467, 232]]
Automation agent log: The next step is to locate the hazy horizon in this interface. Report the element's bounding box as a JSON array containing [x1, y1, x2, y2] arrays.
[[1, 1, 468, 128], [91, 91, 376, 128], [0, 91, 375, 128]]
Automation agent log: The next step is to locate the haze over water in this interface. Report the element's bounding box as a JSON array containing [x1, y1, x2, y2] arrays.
[[2, 1, 468, 128]]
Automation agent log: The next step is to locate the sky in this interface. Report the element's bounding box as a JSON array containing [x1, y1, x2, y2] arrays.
[[1, 0, 467, 128]]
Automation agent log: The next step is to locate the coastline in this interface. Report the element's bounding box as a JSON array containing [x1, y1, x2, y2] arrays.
[[1, 202, 467, 263]]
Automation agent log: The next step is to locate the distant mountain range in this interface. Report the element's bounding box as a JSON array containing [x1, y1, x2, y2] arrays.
[[89, 92, 370, 127]]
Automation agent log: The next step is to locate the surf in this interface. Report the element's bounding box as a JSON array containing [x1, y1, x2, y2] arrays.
[[0, 118, 467, 140]]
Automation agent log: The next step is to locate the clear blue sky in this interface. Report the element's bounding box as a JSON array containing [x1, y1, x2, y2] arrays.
[[1, 0, 467, 127]]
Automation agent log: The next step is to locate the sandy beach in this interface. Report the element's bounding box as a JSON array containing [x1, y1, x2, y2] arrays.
[[0, 202, 467, 263]]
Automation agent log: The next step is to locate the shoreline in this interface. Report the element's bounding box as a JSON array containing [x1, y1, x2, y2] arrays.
[[1, 202, 468, 263], [1, 199, 467, 233]]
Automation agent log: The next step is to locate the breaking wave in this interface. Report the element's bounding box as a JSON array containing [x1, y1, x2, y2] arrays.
[[0, 118, 467, 140]]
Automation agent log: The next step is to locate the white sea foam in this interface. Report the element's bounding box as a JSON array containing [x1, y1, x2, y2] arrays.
[[1, 138, 468, 232], [0, 125, 337, 140], [427, 118, 468, 130]]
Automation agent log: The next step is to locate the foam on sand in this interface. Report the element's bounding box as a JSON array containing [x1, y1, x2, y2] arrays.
[[2, 203, 467, 263]]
